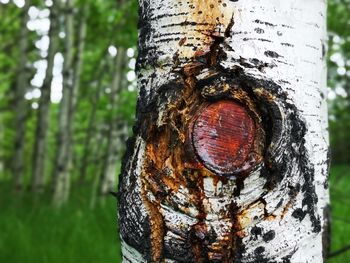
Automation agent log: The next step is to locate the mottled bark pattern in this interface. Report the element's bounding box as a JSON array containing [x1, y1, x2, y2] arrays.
[[118, 0, 329, 262]]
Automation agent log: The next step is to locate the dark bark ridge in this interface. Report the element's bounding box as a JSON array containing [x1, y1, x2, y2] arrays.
[[118, 1, 322, 262]]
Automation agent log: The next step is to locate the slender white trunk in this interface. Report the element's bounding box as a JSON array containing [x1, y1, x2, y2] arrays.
[[53, 1, 87, 206], [119, 1, 329, 262], [12, 0, 31, 190], [52, 0, 75, 207], [31, 0, 59, 192]]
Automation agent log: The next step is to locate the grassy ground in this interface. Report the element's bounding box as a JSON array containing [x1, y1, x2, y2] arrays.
[[0, 166, 349, 263], [327, 165, 350, 263], [0, 185, 121, 263]]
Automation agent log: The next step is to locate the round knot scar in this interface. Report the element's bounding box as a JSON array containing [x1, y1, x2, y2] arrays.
[[191, 100, 256, 175]]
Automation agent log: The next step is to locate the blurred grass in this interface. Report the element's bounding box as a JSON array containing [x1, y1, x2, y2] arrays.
[[0, 184, 121, 263], [0, 166, 349, 263], [327, 165, 350, 263]]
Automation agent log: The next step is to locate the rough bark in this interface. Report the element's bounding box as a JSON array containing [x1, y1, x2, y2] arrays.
[[99, 47, 127, 196], [31, 1, 59, 193], [12, 0, 31, 191], [52, 0, 76, 206], [118, 0, 329, 262]]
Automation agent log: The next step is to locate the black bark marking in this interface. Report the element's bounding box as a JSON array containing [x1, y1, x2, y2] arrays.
[[255, 246, 265, 255], [263, 230, 276, 242], [250, 226, 262, 241], [281, 42, 294, 47], [254, 27, 265, 34], [276, 198, 284, 208], [251, 226, 262, 237], [281, 24, 294, 29], [291, 208, 306, 221], [242, 37, 272, 42], [161, 21, 211, 28], [254, 19, 277, 27], [264, 50, 281, 58], [150, 12, 189, 21]]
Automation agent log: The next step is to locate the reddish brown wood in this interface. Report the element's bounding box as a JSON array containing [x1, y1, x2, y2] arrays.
[[191, 100, 256, 175]]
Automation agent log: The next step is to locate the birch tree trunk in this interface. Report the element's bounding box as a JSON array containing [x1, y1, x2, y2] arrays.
[[31, 0, 59, 193], [12, 0, 31, 191], [53, 2, 88, 206], [52, 0, 75, 206], [118, 0, 330, 262], [99, 47, 126, 196]]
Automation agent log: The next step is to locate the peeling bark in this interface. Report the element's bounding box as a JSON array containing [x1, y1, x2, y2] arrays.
[[118, 1, 329, 262]]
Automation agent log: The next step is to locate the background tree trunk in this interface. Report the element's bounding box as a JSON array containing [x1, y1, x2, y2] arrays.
[[89, 124, 108, 209], [31, 0, 59, 193], [99, 47, 126, 197], [52, 0, 76, 207], [12, 0, 31, 191], [78, 55, 108, 184], [118, 0, 330, 262], [64, 3, 88, 184]]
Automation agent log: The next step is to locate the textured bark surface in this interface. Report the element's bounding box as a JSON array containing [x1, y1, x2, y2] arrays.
[[118, 0, 329, 262]]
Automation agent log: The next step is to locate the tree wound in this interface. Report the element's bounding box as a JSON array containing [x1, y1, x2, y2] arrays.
[[191, 100, 256, 175]]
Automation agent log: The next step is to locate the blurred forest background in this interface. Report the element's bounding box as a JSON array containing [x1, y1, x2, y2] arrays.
[[0, 0, 349, 262]]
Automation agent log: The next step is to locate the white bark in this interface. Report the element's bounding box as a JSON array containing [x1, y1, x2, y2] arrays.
[[118, 1, 329, 262], [53, 1, 87, 206]]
